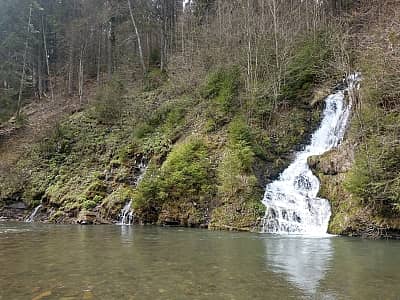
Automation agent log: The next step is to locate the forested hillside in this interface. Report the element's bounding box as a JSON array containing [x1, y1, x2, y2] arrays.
[[0, 0, 398, 238]]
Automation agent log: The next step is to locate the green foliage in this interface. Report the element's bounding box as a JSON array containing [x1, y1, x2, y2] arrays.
[[149, 49, 161, 67], [218, 118, 259, 201], [281, 33, 333, 104], [143, 68, 167, 92], [93, 78, 125, 123], [82, 200, 97, 210], [345, 137, 400, 214], [0, 89, 17, 123], [202, 67, 240, 113], [84, 179, 107, 200], [228, 116, 252, 146], [210, 118, 264, 230], [37, 122, 72, 159], [133, 138, 214, 215], [344, 48, 400, 216], [132, 98, 189, 155]]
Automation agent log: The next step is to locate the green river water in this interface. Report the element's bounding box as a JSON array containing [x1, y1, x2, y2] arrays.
[[0, 222, 399, 299]]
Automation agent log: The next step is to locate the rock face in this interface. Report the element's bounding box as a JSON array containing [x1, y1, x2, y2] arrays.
[[76, 210, 111, 225], [310, 141, 400, 239], [308, 142, 355, 175], [0, 201, 29, 221]]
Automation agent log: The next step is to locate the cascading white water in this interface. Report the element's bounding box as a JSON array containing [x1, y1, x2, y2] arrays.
[[262, 74, 360, 235], [118, 200, 134, 225], [117, 159, 147, 225], [26, 205, 42, 223]]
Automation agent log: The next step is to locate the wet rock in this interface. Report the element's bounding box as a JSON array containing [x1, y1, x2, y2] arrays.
[[308, 141, 355, 175], [76, 210, 111, 225], [0, 201, 30, 221], [8, 202, 27, 209], [76, 211, 97, 225]]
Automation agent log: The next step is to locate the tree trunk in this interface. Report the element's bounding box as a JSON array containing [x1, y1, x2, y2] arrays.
[[160, 0, 168, 72], [107, 20, 113, 80], [38, 40, 44, 99], [78, 47, 84, 105], [97, 25, 102, 85], [42, 16, 54, 101], [127, 0, 146, 74], [68, 42, 74, 96], [16, 6, 32, 118]]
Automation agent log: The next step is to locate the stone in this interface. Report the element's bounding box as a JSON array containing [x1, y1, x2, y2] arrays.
[[76, 211, 97, 225]]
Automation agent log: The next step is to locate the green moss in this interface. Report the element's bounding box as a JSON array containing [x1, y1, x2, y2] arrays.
[[133, 137, 215, 223], [210, 117, 264, 229]]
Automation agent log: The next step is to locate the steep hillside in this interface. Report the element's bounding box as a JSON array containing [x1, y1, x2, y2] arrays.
[[0, 33, 334, 229], [1, 1, 398, 238]]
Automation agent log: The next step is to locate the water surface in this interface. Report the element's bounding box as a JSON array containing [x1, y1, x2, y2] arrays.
[[0, 223, 399, 299]]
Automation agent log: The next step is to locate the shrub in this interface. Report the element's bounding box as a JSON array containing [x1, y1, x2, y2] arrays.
[[218, 118, 258, 200], [281, 33, 333, 105], [133, 137, 214, 213], [143, 68, 167, 91], [228, 116, 252, 146], [345, 136, 400, 214], [93, 77, 125, 123], [201, 67, 240, 115], [0, 89, 17, 123]]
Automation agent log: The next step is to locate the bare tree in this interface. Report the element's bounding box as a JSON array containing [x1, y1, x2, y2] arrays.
[[128, 0, 146, 74], [16, 5, 32, 118]]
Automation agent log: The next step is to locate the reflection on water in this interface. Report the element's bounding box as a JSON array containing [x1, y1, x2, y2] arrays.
[[120, 224, 134, 243], [0, 223, 400, 300], [264, 237, 333, 294]]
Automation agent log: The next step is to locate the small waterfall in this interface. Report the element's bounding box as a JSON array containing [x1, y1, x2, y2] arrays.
[[118, 200, 134, 225], [262, 74, 360, 235], [117, 159, 147, 225], [26, 205, 42, 223]]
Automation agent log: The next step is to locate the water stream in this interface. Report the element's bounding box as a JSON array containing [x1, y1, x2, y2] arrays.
[[117, 159, 147, 225], [25, 205, 42, 223], [262, 74, 360, 235]]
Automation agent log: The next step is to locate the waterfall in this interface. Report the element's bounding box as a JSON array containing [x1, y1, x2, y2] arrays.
[[117, 159, 147, 225], [262, 74, 360, 235], [26, 205, 42, 223], [118, 200, 134, 225]]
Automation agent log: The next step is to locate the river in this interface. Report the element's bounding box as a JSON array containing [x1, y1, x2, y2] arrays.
[[0, 222, 399, 299]]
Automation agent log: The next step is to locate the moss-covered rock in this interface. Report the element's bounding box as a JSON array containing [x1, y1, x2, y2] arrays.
[[311, 140, 400, 238]]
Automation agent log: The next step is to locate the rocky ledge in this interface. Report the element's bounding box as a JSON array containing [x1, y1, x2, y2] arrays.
[[309, 141, 400, 239]]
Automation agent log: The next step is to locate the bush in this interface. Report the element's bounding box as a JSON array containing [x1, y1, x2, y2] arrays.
[[281, 33, 333, 105], [218, 118, 258, 200], [133, 137, 214, 214], [0, 89, 17, 123], [201, 67, 240, 115], [38, 122, 72, 159], [93, 77, 125, 123], [228, 116, 252, 146], [345, 136, 400, 214], [143, 68, 167, 91]]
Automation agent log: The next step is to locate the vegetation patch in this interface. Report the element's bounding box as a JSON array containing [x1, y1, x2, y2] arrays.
[[133, 137, 215, 225]]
